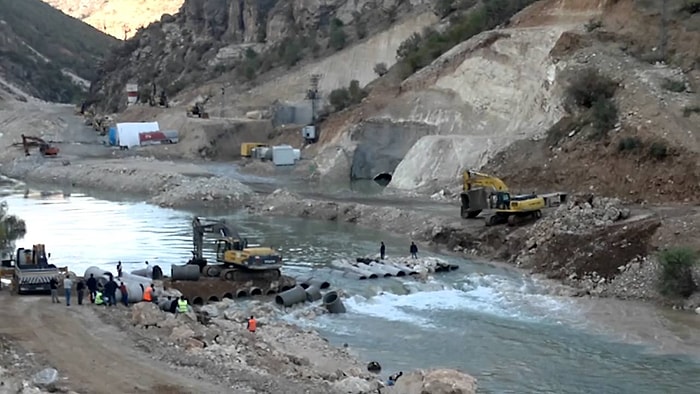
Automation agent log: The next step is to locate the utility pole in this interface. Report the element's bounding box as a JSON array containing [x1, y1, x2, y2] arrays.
[[307, 74, 321, 124], [659, 0, 668, 62]]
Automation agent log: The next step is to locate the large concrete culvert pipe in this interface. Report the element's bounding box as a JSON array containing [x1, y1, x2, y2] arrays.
[[223, 292, 234, 299], [171, 265, 200, 281], [280, 285, 293, 292], [266, 288, 277, 295], [304, 284, 322, 302], [373, 172, 392, 187], [192, 296, 204, 306], [275, 285, 307, 307], [298, 277, 331, 290], [131, 265, 164, 280], [249, 287, 263, 296], [358, 263, 393, 278], [323, 291, 346, 314], [115, 282, 145, 304], [207, 295, 220, 303], [235, 290, 248, 298], [84, 267, 113, 287]]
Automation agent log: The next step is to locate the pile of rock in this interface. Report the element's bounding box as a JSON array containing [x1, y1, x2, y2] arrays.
[[519, 196, 630, 252], [151, 175, 253, 208], [0, 339, 68, 394]]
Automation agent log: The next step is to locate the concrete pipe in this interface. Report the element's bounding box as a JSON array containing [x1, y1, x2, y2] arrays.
[[171, 265, 200, 281], [342, 271, 365, 280], [323, 291, 346, 314], [207, 295, 219, 303], [203, 265, 222, 278], [192, 296, 204, 306], [275, 285, 307, 307], [84, 267, 112, 282], [266, 288, 277, 295], [305, 284, 322, 302], [351, 266, 378, 279], [389, 263, 418, 275], [249, 287, 262, 296], [301, 277, 331, 289], [449, 264, 459, 271], [235, 290, 248, 298], [131, 268, 149, 278], [280, 285, 293, 292], [369, 262, 406, 277], [223, 292, 234, 299], [115, 281, 145, 304], [358, 263, 393, 278], [120, 272, 152, 286], [296, 277, 313, 289]]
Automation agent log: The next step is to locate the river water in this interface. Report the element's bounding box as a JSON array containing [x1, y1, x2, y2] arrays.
[[1, 180, 699, 393]]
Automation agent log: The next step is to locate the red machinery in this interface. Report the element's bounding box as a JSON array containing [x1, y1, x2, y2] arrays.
[[21, 134, 59, 157]]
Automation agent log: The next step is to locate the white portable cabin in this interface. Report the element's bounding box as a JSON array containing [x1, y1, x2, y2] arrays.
[[272, 145, 295, 166], [115, 122, 160, 148]]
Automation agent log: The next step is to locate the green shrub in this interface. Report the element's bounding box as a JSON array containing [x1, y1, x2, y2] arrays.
[[584, 19, 602, 32], [329, 80, 367, 111], [658, 247, 698, 298], [681, 0, 700, 14], [374, 62, 388, 77], [617, 136, 642, 152], [661, 78, 686, 92], [682, 105, 700, 117], [329, 18, 347, 51], [434, 0, 454, 18], [649, 142, 669, 160], [589, 97, 618, 138], [567, 68, 618, 108]]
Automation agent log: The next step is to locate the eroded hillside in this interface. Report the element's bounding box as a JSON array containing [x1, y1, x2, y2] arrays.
[[0, 0, 117, 103], [42, 0, 184, 39]]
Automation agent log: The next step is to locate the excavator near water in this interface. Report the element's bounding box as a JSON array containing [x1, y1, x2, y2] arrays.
[[187, 217, 283, 281], [460, 170, 567, 226]]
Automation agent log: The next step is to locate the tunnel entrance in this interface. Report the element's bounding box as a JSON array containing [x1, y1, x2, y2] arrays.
[[373, 172, 392, 187]]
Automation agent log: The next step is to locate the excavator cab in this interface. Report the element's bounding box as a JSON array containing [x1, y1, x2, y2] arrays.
[[215, 238, 282, 270]]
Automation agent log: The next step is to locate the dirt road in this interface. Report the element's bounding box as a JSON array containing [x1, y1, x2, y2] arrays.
[[0, 293, 229, 394]]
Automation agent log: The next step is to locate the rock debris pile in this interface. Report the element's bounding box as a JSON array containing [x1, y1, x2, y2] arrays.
[[0, 338, 69, 394]]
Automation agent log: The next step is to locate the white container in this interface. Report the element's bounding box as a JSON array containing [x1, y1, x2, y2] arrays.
[[293, 149, 301, 161], [272, 145, 295, 166]]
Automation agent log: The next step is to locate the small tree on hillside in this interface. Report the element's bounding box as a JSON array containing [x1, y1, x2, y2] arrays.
[[658, 247, 698, 298], [0, 201, 27, 251], [374, 62, 388, 76]]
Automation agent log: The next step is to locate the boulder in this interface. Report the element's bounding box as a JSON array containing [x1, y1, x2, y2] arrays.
[[392, 369, 477, 394], [131, 302, 164, 327], [169, 325, 195, 343], [200, 304, 220, 318], [332, 376, 372, 393]]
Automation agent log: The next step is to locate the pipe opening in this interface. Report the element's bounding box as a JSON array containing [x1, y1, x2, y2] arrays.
[[450, 264, 459, 271], [396, 271, 406, 277], [208, 296, 219, 303], [281, 285, 293, 292], [318, 281, 330, 289], [324, 292, 338, 303], [274, 295, 284, 305], [223, 293, 234, 299], [236, 290, 248, 298], [250, 287, 262, 296], [192, 297, 204, 306], [368, 273, 378, 279], [382, 273, 392, 278], [266, 289, 277, 295], [373, 172, 392, 187], [358, 275, 367, 280], [299, 283, 310, 290]]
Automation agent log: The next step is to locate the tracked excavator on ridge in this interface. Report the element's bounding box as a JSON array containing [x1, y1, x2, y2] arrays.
[[187, 217, 282, 281]]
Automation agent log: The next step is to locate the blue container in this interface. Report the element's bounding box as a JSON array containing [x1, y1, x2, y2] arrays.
[[108, 127, 117, 146]]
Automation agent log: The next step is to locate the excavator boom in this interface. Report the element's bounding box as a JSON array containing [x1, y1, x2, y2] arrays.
[[462, 170, 508, 192]]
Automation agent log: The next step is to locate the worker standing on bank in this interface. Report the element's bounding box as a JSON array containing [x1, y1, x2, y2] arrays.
[[76, 279, 86, 305], [410, 242, 418, 259], [49, 277, 60, 304], [119, 282, 129, 307], [247, 315, 257, 333], [63, 275, 73, 307], [380, 242, 386, 260], [86, 274, 97, 303], [116, 261, 122, 278]]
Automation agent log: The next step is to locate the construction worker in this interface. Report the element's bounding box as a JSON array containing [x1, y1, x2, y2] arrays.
[[116, 261, 122, 278], [410, 242, 418, 259], [49, 277, 59, 303], [63, 275, 73, 307], [76, 279, 85, 305], [380, 242, 386, 260], [247, 316, 257, 333], [95, 290, 105, 305], [119, 282, 129, 306], [143, 283, 154, 303], [387, 371, 403, 386], [177, 296, 188, 314], [86, 274, 97, 303]]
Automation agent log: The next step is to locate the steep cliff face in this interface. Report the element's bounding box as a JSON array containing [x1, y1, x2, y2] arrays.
[[90, 0, 430, 112]]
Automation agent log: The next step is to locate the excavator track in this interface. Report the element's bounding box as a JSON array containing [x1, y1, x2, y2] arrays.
[[219, 268, 281, 282]]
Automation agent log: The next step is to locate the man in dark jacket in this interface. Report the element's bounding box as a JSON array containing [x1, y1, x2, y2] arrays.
[[380, 242, 386, 260], [86, 274, 97, 303], [104, 278, 118, 307], [119, 282, 129, 306], [410, 242, 418, 259], [76, 279, 86, 305], [49, 277, 60, 303]]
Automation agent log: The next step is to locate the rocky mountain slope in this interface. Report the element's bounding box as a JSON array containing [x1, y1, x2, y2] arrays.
[[87, 0, 699, 205], [0, 0, 117, 103], [42, 0, 184, 39]]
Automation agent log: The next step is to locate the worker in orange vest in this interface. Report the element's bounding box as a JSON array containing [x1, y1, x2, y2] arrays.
[[247, 315, 257, 333], [143, 284, 154, 303]]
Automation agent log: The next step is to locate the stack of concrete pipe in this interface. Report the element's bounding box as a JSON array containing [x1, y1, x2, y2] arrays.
[[330, 259, 377, 280], [83, 267, 113, 288], [275, 285, 307, 307], [322, 291, 346, 314], [171, 264, 200, 281], [297, 277, 331, 290]]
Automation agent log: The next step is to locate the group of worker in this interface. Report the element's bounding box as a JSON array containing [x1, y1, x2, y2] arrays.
[[379, 242, 419, 260]]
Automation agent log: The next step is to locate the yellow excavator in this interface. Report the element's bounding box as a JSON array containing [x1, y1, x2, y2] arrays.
[[460, 170, 548, 226], [187, 217, 282, 281]]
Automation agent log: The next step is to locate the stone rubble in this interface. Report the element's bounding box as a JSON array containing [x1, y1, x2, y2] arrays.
[[0, 338, 74, 394]]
